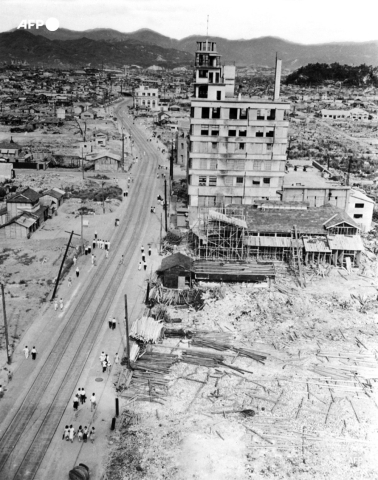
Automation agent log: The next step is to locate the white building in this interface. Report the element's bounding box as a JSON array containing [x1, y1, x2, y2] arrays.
[[133, 85, 160, 111], [321, 109, 350, 120], [346, 189, 374, 232]]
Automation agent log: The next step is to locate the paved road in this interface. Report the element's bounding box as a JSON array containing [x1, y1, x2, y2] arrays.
[[0, 99, 162, 479]]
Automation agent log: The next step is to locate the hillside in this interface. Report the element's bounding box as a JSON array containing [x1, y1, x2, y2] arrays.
[[0, 30, 193, 68], [22, 26, 378, 69], [285, 62, 378, 86]]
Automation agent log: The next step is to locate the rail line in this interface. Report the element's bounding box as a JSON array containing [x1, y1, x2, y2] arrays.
[[0, 102, 160, 479]]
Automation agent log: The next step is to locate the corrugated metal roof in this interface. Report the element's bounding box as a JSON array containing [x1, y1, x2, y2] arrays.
[[303, 238, 331, 253], [208, 209, 247, 229], [259, 236, 292, 248], [14, 215, 36, 228], [327, 235, 364, 251]]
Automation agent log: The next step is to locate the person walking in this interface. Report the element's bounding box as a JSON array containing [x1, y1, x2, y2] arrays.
[[31, 346, 37, 360], [76, 267, 80, 278], [73, 395, 79, 411], [107, 358, 112, 373], [94, 230, 98, 239], [87, 245, 91, 255], [102, 359, 107, 373], [125, 190, 128, 197], [106, 240, 110, 251], [114, 352, 120, 365], [92, 239, 96, 250], [138, 261, 142, 271], [23, 346, 29, 359], [105, 241, 108, 251], [112, 318, 117, 330], [141, 245, 144, 254], [60, 298, 64, 311], [108, 317, 112, 329], [54, 300, 58, 311], [100, 352, 105, 365], [120, 255, 124, 265], [91, 254, 95, 265], [68, 276, 72, 288], [105, 250, 109, 259], [144, 261, 147, 271], [69, 425, 75, 443], [83, 426, 88, 443], [90, 393, 97, 412], [85, 246, 88, 256], [94, 255, 97, 266], [73, 255, 77, 266], [142, 253, 146, 262], [77, 426, 83, 442], [80, 387, 86, 404], [62, 425, 70, 441], [148, 246, 152, 256], [89, 427, 96, 443]]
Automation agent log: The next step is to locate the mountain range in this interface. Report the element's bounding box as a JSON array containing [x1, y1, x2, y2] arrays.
[[0, 26, 377, 70]]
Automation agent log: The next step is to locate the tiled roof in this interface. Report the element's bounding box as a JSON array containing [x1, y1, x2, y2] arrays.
[[157, 252, 193, 272], [7, 187, 40, 204]]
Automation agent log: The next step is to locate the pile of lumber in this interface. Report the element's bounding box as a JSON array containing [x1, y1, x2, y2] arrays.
[[192, 334, 267, 365], [149, 284, 202, 306], [181, 349, 225, 368], [130, 316, 164, 344]]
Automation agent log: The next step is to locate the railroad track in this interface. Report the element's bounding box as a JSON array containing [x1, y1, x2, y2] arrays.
[[0, 102, 160, 479]]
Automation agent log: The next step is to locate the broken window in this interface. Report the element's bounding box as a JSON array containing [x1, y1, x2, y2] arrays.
[[210, 126, 219, 136], [229, 108, 238, 119], [266, 144, 273, 151], [267, 109, 276, 120], [354, 214, 363, 219], [209, 72, 214, 83], [216, 91, 221, 100], [236, 176, 244, 184], [211, 142, 218, 151], [263, 178, 271, 184], [190, 107, 194, 118], [252, 178, 261, 185], [198, 85, 208, 99], [257, 109, 265, 120], [212, 107, 220, 119], [238, 143, 245, 150], [239, 129, 247, 136], [201, 107, 210, 119], [256, 130, 264, 137], [198, 70, 208, 78], [240, 108, 247, 119], [201, 125, 209, 135], [228, 129, 237, 136], [199, 176, 207, 186], [355, 203, 364, 208], [209, 176, 217, 186], [265, 129, 275, 137]]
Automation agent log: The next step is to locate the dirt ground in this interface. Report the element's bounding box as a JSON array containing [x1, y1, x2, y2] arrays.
[[106, 254, 378, 480]]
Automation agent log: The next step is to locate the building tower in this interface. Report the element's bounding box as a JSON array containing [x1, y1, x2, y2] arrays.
[[187, 40, 291, 212]]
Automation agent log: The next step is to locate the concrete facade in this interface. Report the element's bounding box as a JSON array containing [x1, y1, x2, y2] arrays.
[[134, 85, 159, 111], [188, 40, 290, 209], [346, 189, 374, 232]]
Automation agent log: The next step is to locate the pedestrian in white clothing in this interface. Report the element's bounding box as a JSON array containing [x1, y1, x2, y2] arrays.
[[105, 250, 109, 259], [114, 352, 120, 365], [60, 298, 64, 310], [91, 254, 94, 265], [23, 346, 29, 359], [73, 256, 77, 266], [141, 245, 144, 254], [90, 393, 97, 411], [138, 261, 142, 271], [69, 425, 75, 443], [54, 300, 58, 311], [68, 277, 72, 287]]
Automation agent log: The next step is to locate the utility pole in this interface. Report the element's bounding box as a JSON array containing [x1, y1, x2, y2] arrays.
[[124, 294, 130, 369], [159, 212, 163, 254], [121, 129, 125, 171], [51, 231, 74, 301], [170, 137, 174, 180], [164, 178, 168, 232], [81, 148, 85, 179], [101, 181, 106, 214], [1, 282, 11, 364]]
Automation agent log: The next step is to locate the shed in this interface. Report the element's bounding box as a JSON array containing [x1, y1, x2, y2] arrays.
[[192, 260, 275, 283], [157, 252, 193, 289]]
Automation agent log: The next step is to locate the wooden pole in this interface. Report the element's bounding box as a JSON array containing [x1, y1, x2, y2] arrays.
[[1, 283, 11, 364], [51, 231, 74, 301], [124, 294, 130, 369], [164, 178, 168, 232]]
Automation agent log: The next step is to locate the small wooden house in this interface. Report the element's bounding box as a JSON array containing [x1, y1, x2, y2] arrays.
[[157, 252, 193, 288]]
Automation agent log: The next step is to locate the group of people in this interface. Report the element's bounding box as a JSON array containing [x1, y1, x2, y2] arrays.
[[92, 239, 110, 251], [63, 425, 95, 444], [23, 346, 37, 360], [99, 352, 118, 374], [108, 317, 117, 330], [54, 298, 65, 311], [73, 387, 87, 410]]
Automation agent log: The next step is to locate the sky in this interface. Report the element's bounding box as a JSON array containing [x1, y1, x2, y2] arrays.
[[1, 0, 378, 44]]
